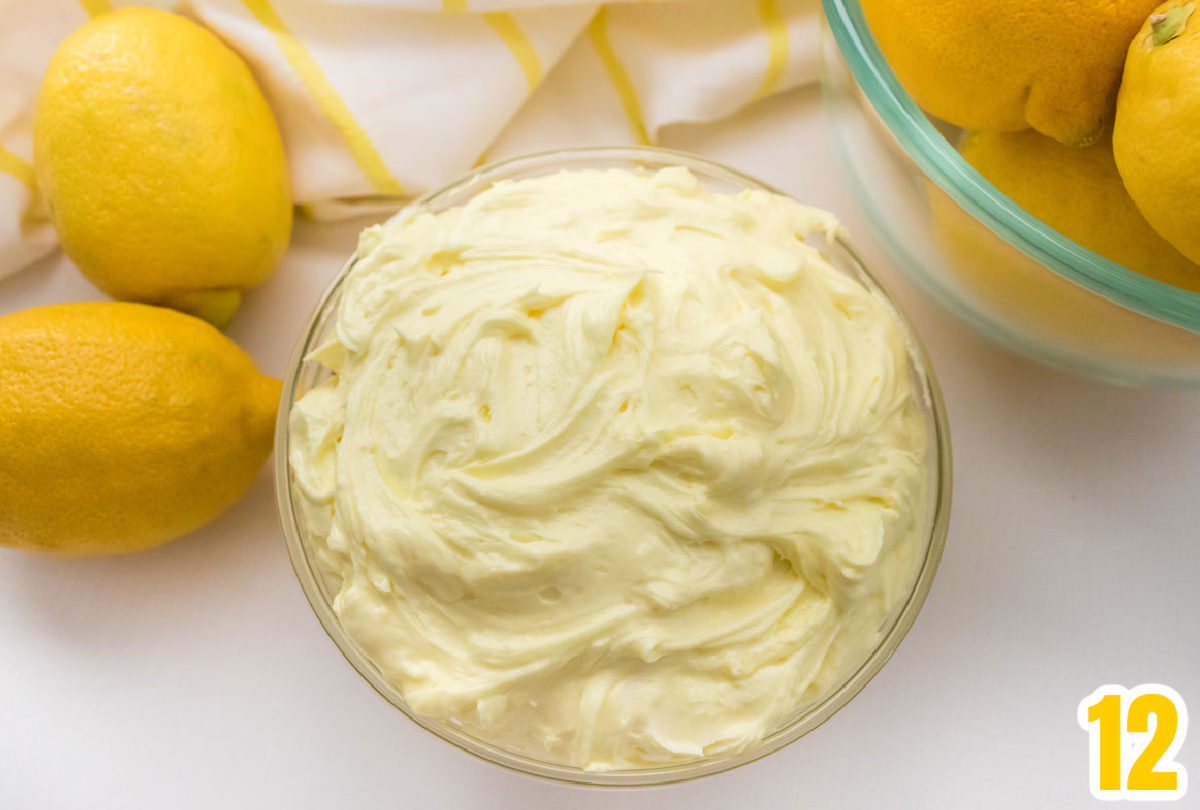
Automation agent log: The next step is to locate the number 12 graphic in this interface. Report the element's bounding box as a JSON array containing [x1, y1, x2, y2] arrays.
[[1078, 684, 1188, 801]]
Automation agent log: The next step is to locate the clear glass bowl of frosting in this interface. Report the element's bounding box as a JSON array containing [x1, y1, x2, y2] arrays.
[[821, 0, 1200, 386], [275, 146, 952, 786]]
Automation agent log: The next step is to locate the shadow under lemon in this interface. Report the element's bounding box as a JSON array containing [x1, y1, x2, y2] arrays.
[[928, 128, 1200, 370]]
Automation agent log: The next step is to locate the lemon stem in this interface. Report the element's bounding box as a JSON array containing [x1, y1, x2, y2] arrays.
[[162, 289, 243, 330], [1151, 5, 1193, 47]]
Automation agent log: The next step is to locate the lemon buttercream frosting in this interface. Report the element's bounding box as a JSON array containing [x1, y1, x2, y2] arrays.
[[290, 166, 930, 771]]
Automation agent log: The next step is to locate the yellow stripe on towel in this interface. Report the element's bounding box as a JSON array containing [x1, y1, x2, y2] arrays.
[[588, 7, 649, 146], [483, 13, 544, 92], [241, 0, 405, 196], [443, 0, 468, 12], [78, 0, 113, 17], [753, 0, 789, 100], [0, 146, 36, 194]]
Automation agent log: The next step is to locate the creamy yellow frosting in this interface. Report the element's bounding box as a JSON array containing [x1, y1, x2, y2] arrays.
[[289, 167, 931, 771]]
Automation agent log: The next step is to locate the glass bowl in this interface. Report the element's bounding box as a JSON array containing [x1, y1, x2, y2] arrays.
[[275, 146, 952, 786], [821, 0, 1200, 386]]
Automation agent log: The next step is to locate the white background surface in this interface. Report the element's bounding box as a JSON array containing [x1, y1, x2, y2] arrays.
[[2, 86, 1198, 809]]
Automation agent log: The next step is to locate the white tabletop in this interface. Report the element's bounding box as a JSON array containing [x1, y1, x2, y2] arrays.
[[2, 86, 1198, 809]]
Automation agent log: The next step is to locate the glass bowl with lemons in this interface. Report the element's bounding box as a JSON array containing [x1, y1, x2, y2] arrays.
[[821, 0, 1200, 386]]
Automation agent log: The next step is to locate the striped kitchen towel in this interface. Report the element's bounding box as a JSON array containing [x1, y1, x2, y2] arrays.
[[0, 0, 820, 279]]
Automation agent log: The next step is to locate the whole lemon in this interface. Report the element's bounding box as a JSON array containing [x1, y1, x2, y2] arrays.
[[33, 7, 292, 329], [1114, 2, 1200, 265], [862, 0, 1161, 146], [962, 129, 1200, 293], [0, 303, 281, 555]]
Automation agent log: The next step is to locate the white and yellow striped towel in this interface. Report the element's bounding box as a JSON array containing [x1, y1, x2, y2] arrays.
[[0, 0, 820, 280]]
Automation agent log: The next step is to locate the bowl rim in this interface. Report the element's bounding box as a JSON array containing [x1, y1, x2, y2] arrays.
[[273, 145, 953, 787], [822, 0, 1200, 334]]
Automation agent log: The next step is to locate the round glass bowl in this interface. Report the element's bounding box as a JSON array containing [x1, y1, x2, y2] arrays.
[[275, 146, 952, 786], [821, 0, 1200, 386]]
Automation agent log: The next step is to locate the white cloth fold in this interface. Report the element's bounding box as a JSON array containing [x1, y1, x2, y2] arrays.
[[0, 0, 820, 281]]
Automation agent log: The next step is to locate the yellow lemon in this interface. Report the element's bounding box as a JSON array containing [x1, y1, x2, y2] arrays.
[[961, 129, 1200, 293], [926, 131, 1200, 368], [1114, 1, 1200, 265], [0, 303, 281, 555], [33, 7, 292, 329], [862, 0, 1161, 146], [929, 186, 1200, 368]]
